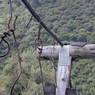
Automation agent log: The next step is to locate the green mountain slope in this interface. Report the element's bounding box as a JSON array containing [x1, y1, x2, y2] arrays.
[[0, 0, 95, 95]]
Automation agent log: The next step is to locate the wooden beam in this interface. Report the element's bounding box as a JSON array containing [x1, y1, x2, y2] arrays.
[[37, 44, 95, 59]]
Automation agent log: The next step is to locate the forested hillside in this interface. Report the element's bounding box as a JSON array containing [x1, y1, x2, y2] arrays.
[[0, 0, 95, 95]]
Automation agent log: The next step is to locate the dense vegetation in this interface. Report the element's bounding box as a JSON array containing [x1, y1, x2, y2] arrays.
[[0, 0, 95, 95]]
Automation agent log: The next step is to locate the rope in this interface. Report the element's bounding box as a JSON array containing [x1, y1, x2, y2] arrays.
[[0, 32, 10, 57], [0, 0, 13, 58], [8, 1, 22, 95], [26, 16, 32, 28], [0, 4, 22, 94], [8, 16, 22, 95], [36, 24, 45, 94], [36, 25, 57, 94]]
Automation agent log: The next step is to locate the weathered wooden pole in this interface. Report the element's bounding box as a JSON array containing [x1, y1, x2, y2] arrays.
[[56, 45, 72, 95]]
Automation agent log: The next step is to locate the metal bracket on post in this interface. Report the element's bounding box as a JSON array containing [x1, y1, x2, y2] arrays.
[[56, 45, 72, 95]]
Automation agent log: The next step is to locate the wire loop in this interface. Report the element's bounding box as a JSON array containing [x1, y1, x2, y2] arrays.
[[0, 30, 11, 57]]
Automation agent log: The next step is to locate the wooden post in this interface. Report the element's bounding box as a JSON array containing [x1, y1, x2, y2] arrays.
[[56, 45, 72, 95]]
